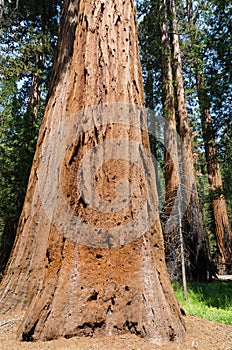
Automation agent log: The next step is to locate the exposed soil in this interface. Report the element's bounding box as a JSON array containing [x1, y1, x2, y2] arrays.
[[0, 314, 231, 350]]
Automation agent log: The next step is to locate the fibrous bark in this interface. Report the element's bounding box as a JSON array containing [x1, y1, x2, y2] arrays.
[[0, 0, 185, 344]]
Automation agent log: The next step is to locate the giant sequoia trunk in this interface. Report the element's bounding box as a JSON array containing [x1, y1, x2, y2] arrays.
[[168, 0, 211, 281], [187, 0, 232, 275], [0, 0, 185, 344], [158, 0, 181, 280]]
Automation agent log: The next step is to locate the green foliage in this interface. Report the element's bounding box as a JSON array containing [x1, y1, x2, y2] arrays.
[[173, 281, 232, 325], [137, 0, 162, 112], [0, 78, 40, 221], [0, 0, 231, 276], [138, 0, 232, 274], [205, 1, 232, 223], [0, 0, 61, 269]]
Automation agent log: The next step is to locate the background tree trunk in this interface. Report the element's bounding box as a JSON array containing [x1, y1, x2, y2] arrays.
[[0, 0, 4, 24], [199, 98, 232, 275], [158, 0, 181, 280], [187, 0, 232, 275], [168, 0, 211, 281], [0, 0, 185, 344]]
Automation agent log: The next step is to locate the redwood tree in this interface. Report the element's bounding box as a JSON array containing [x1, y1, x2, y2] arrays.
[[0, 0, 185, 344], [168, 0, 211, 281], [187, 0, 232, 275], [158, 0, 181, 280]]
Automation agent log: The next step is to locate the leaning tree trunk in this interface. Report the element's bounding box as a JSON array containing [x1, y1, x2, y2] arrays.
[[187, 0, 232, 275], [168, 0, 211, 281], [158, 0, 182, 281], [0, 0, 185, 344]]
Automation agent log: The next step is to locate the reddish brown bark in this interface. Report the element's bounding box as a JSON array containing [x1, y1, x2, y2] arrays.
[[0, 0, 185, 344]]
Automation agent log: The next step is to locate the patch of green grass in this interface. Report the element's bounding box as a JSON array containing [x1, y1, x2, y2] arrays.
[[172, 281, 232, 325]]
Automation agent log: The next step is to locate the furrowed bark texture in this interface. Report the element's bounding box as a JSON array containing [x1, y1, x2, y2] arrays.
[[0, 0, 185, 344], [169, 0, 211, 281]]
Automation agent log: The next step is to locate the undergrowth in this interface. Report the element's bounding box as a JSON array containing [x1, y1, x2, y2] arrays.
[[172, 281, 232, 325]]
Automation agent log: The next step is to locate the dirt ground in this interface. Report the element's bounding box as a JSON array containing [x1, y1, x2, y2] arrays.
[[0, 314, 231, 350]]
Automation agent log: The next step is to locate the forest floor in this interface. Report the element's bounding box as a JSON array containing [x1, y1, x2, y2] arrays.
[[0, 314, 231, 350]]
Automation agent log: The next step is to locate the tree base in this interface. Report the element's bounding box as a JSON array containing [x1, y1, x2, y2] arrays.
[[17, 229, 185, 344]]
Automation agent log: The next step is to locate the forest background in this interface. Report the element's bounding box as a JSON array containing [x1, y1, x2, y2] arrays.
[[0, 0, 231, 282]]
